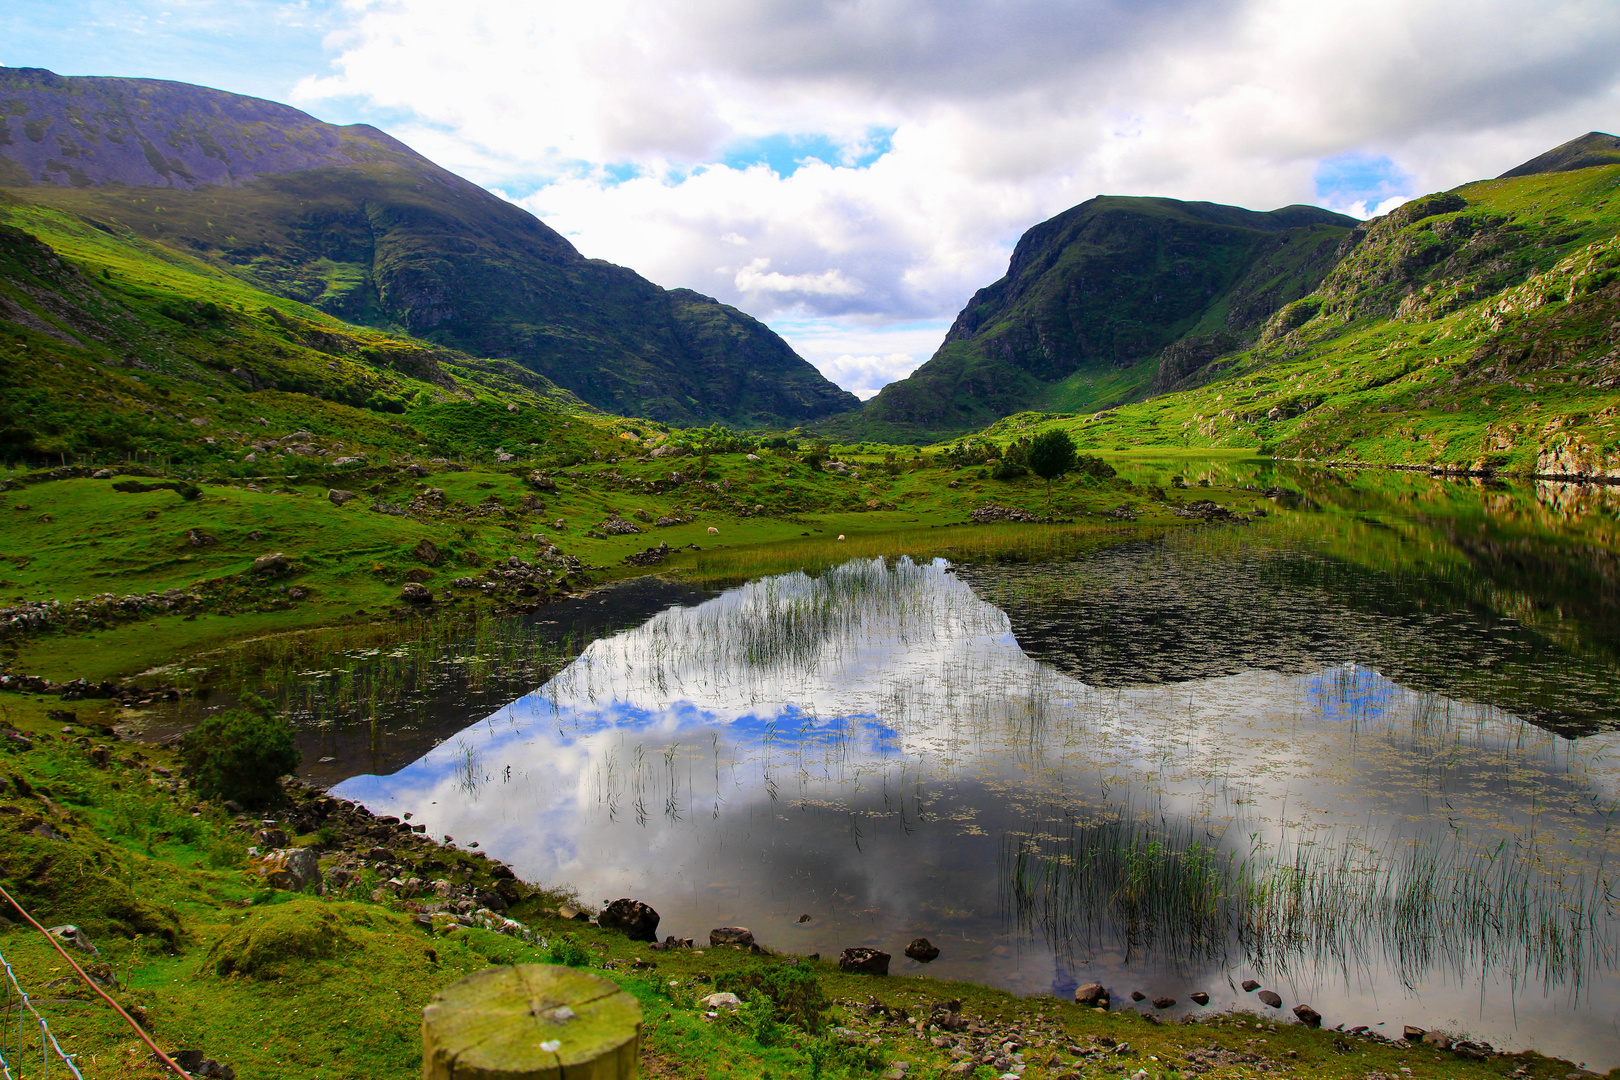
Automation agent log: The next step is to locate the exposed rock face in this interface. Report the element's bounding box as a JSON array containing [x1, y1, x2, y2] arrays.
[[0, 66, 860, 429]]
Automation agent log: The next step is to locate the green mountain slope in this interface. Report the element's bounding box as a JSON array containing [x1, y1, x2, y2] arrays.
[[0, 66, 858, 427], [845, 197, 1354, 442], [1498, 131, 1620, 179], [0, 190, 622, 465], [982, 152, 1620, 478]]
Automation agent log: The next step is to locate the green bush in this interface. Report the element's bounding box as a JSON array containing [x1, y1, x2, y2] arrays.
[[178, 695, 301, 809], [713, 960, 829, 1033], [545, 932, 591, 967]]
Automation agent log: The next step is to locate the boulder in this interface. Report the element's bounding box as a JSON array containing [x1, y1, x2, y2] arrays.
[[1257, 990, 1283, 1008], [701, 992, 742, 1012], [1403, 1026, 1425, 1041], [599, 898, 661, 942], [709, 926, 755, 948], [327, 489, 357, 506], [1241, 979, 1261, 992], [1292, 1003, 1321, 1027], [838, 947, 890, 975], [903, 937, 940, 963], [1152, 997, 1176, 1010], [186, 529, 217, 547], [1074, 983, 1109, 1007], [1189, 992, 1210, 1006], [253, 827, 289, 849], [400, 582, 434, 604], [1130, 991, 1146, 1002], [527, 473, 558, 491], [251, 552, 291, 575]]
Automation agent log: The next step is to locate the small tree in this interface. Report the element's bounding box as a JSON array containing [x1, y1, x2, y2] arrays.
[[179, 695, 301, 808], [1027, 429, 1078, 515]]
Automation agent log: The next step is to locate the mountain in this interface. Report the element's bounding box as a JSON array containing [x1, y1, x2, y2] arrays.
[[843, 197, 1355, 442], [1498, 131, 1620, 179], [0, 66, 858, 427], [972, 137, 1620, 479]]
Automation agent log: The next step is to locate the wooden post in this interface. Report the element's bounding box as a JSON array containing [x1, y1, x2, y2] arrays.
[[422, 965, 641, 1080]]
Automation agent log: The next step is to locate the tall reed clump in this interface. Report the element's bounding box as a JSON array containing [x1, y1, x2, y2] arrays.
[[1003, 811, 1620, 991]]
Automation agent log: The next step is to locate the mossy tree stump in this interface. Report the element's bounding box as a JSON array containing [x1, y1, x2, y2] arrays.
[[422, 965, 641, 1080]]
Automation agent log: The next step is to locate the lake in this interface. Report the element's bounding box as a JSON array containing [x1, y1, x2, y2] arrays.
[[322, 462, 1620, 1066]]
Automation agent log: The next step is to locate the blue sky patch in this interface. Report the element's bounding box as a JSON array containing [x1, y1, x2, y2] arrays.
[[1313, 152, 1412, 212], [721, 128, 894, 177]]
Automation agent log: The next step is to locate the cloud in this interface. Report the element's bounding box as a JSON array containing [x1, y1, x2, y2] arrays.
[[285, 0, 1620, 395]]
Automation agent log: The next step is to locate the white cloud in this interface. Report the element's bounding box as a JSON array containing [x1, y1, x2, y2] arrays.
[[291, 0, 1620, 395]]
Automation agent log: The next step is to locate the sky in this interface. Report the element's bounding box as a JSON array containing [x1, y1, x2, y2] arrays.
[[5, 1, 1619, 398]]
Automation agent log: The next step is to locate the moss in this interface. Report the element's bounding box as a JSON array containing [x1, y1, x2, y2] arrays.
[[204, 900, 368, 979]]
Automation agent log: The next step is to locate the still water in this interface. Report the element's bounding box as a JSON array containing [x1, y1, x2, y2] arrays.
[[328, 470, 1620, 1065]]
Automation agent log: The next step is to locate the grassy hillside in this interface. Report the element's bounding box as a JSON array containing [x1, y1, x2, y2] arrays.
[[0, 66, 859, 428], [843, 199, 1354, 442], [967, 160, 1620, 477]]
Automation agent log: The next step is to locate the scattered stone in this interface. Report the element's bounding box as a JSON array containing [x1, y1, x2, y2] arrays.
[[701, 992, 742, 1012], [1292, 1004, 1322, 1027], [1152, 997, 1176, 1010], [1241, 979, 1261, 992], [327, 489, 357, 506], [185, 529, 217, 547], [596, 515, 642, 535], [1189, 992, 1210, 1006], [253, 828, 289, 849], [623, 542, 671, 567], [1102, 505, 1138, 521], [904, 937, 940, 963], [1403, 1025, 1425, 1041], [1074, 983, 1109, 1007], [599, 898, 660, 942], [414, 539, 442, 566], [838, 947, 891, 975], [527, 472, 558, 491], [1130, 991, 1146, 1002], [1257, 990, 1283, 1008], [399, 582, 433, 604], [969, 504, 1043, 524], [259, 847, 322, 891], [709, 926, 755, 948], [92, 469, 113, 479]]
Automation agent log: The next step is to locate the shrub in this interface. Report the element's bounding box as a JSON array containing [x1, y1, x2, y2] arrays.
[[178, 695, 301, 809], [545, 932, 591, 967], [713, 960, 829, 1033]]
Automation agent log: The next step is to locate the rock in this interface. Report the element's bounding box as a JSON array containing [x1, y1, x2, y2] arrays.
[[599, 898, 660, 942], [260, 847, 322, 891], [709, 926, 755, 948], [400, 582, 434, 604], [528, 473, 558, 491], [969, 504, 1043, 524], [597, 515, 642, 535], [904, 937, 940, 963], [92, 469, 113, 479], [495, 453, 517, 463], [946, 1063, 975, 1076], [327, 489, 357, 506], [1421, 1031, 1450, 1048], [1074, 983, 1109, 1007], [1130, 991, 1146, 1002], [253, 828, 289, 849], [838, 947, 891, 975], [623, 542, 671, 567], [413, 539, 442, 566], [1152, 997, 1176, 1009], [881, 1063, 910, 1080], [1403, 1025, 1425, 1041], [475, 891, 508, 912], [1241, 979, 1261, 992], [1189, 992, 1210, 1006], [251, 552, 291, 575], [1292, 1004, 1321, 1027], [45, 924, 98, 955], [364, 846, 393, 862], [1257, 990, 1283, 1008], [633, 508, 653, 522], [701, 992, 743, 1012], [186, 528, 217, 547], [287, 586, 308, 600]]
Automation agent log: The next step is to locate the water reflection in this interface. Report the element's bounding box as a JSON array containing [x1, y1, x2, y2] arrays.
[[334, 554, 1620, 1065]]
